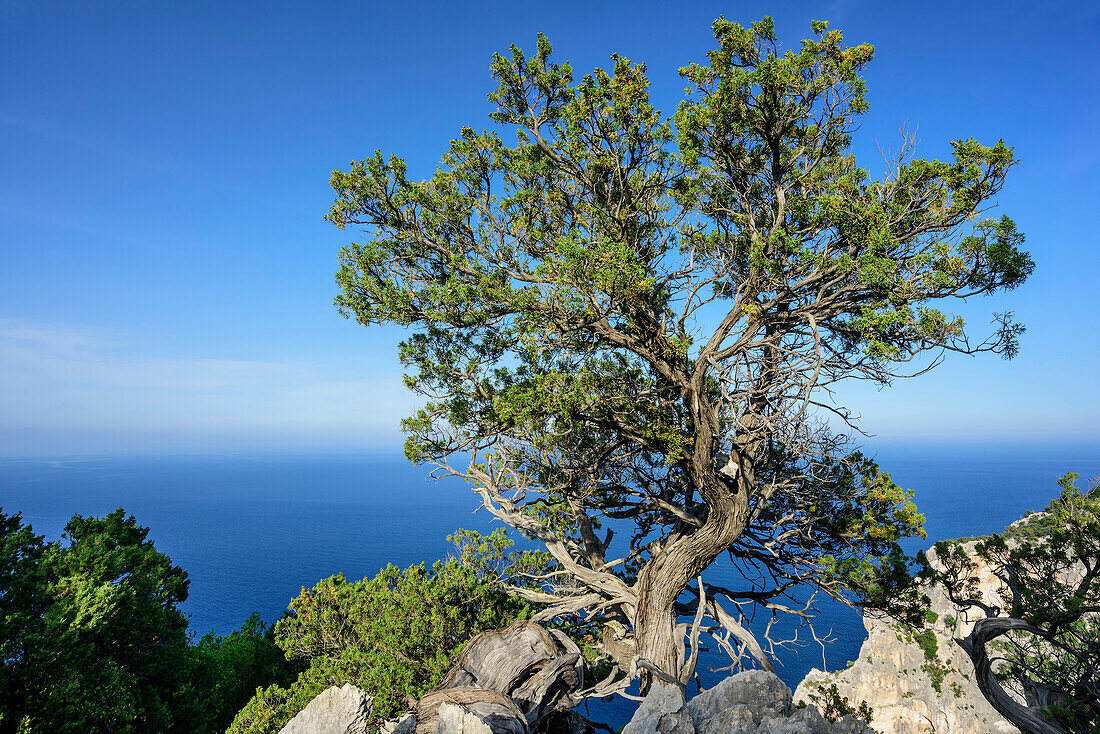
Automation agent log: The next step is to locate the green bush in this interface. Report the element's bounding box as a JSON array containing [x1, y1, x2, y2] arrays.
[[228, 537, 538, 734], [803, 683, 875, 725], [0, 508, 297, 734], [176, 613, 303, 733]]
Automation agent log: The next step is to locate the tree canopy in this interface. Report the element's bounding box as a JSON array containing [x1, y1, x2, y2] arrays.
[[0, 509, 190, 732], [328, 17, 1033, 689]]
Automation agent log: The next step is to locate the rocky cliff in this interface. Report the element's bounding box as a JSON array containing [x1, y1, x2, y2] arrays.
[[793, 541, 1017, 734]]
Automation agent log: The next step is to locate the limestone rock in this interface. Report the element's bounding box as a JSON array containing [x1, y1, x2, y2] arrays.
[[748, 706, 871, 734], [794, 542, 1018, 734], [381, 713, 417, 734], [621, 683, 693, 734], [279, 683, 372, 734], [686, 669, 790, 734]]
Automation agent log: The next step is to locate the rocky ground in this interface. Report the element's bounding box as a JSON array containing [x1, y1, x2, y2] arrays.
[[278, 543, 1027, 734], [283, 671, 875, 734], [621, 670, 875, 734]]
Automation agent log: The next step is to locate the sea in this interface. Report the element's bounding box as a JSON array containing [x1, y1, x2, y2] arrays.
[[2, 441, 1098, 726]]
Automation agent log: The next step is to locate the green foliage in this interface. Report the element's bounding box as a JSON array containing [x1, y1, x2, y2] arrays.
[[328, 16, 1030, 471], [229, 677, 326, 734], [448, 527, 554, 587], [9, 508, 192, 733], [177, 613, 303, 734], [976, 473, 1100, 630], [914, 629, 938, 660], [803, 682, 875, 725], [0, 508, 297, 734], [930, 474, 1100, 731], [911, 630, 949, 693], [229, 535, 539, 734], [810, 454, 929, 624]]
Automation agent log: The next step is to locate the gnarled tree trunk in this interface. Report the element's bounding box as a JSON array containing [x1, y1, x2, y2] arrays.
[[415, 621, 586, 734], [956, 617, 1071, 734], [633, 565, 683, 686], [632, 466, 752, 689]]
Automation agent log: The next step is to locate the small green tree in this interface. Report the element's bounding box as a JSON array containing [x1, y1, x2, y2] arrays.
[[0, 511, 48, 733], [0, 508, 192, 733], [0, 508, 300, 734], [800, 682, 874, 726], [929, 474, 1100, 734], [178, 613, 303, 734], [328, 16, 1032, 687], [45, 510, 193, 732]]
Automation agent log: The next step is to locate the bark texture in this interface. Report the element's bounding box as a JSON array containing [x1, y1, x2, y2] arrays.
[[415, 622, 585, 734]]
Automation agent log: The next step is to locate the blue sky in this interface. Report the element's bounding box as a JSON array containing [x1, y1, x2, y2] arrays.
[[1, 0, 1097, 457]]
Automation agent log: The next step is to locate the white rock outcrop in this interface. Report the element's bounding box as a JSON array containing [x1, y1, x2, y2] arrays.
[[279, 683, 373, 734], [793, 542, 1017, 734]]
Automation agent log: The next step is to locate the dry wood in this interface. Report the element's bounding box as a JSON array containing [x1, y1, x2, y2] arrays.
[[422, 622, 586, 733], [415, 687, 527, 734]]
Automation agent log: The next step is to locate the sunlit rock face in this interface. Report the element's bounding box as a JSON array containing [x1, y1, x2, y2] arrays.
[[794, 542, 1017, 734], [280, 683, 373, 734]]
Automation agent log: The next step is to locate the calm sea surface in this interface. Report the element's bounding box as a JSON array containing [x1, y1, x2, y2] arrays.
[[2, 442, 1098, 723]]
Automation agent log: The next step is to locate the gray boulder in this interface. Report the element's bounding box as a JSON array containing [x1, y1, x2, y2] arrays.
[[686, 669, 790, 734], [279, 683, 373, 734], [381, 713, 417, 734], [622, 671, 874, 734], [621, 683, 693, 734]]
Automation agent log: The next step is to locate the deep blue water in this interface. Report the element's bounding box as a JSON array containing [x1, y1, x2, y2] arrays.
[[2, 442, 1097, 724]]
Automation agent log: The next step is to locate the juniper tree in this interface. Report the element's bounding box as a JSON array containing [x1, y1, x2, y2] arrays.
[[328, 18, 1033, 690], [930, 475, 1100, 734]]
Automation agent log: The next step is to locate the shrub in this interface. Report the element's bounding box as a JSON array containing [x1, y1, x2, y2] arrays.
[[228, 534, 539, 734]]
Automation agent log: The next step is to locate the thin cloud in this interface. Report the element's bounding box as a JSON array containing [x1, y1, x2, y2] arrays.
[[0, 319, 415, 453]]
